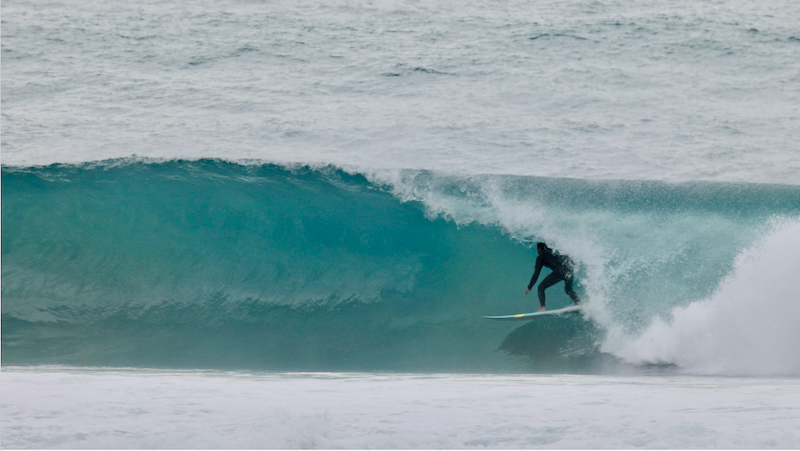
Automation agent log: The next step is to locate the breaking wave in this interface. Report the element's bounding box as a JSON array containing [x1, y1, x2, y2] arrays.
[[3, 159, 799, 374]]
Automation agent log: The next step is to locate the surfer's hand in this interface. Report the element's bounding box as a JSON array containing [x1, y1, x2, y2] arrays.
[[525, 288, 531, 295]]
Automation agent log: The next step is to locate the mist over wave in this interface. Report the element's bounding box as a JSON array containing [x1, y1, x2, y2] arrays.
[[609, 218, 800, 376], [3, 159, 799, 374]]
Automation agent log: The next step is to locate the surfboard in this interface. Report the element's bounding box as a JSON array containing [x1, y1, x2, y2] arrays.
[[484, 304, 583, 321]]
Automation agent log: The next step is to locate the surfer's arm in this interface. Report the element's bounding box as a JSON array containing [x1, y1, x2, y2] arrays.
[[527, 256, 543, 291]]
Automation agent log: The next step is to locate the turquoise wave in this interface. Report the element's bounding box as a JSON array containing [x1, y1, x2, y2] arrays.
[[3, 159, 799, 372]]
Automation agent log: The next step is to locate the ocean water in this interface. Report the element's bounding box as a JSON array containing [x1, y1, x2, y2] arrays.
[[3, 367, 799, 449], [2, 0, 800, 448]]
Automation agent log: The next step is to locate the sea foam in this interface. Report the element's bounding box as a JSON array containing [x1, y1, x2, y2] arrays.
[[609, 218, 800, 376]]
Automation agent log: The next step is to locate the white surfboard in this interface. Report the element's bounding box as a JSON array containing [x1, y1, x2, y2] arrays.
[[484, 304, 583, 321]]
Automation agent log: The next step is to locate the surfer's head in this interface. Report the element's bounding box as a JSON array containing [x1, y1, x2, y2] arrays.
[[536, 242, 551, 254]]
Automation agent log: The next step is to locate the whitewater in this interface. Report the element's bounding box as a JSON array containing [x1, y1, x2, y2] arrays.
[[2, 0, 800, 448]]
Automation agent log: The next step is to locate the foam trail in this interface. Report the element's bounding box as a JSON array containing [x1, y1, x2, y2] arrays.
[[610, 218, 800, 376]]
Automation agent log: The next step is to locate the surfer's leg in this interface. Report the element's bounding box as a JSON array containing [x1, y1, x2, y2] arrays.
[[564, 274, 581, 305], [537, 272, 563, 309]]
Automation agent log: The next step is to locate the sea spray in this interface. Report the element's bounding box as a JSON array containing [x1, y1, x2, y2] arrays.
[[608, 217, 800, 376]]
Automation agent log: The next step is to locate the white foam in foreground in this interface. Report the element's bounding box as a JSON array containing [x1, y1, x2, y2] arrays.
[[610, 218, 800, 376], [2, 367, 799, 449]]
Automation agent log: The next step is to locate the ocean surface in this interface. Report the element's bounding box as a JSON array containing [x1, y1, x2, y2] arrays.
[[2, 0, 800, 448]]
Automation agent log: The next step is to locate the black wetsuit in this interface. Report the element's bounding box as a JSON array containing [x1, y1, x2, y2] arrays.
[[528, 250, 581, 307]]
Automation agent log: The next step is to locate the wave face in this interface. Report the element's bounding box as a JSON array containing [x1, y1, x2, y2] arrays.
[[3, 160, 800, 374]]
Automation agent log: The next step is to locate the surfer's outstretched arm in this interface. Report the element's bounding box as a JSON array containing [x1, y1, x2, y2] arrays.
[[525, 256, 544, 294]]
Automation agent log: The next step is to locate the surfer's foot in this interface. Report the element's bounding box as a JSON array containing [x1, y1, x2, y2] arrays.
[[574, 301, 581, 306], [537, 306, 546, 312]]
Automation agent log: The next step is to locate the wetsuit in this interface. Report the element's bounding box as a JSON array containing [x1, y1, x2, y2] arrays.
[[527, 250, 581, 307]]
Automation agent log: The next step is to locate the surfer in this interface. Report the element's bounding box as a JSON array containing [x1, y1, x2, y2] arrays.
[[525, 242, 581, 312]]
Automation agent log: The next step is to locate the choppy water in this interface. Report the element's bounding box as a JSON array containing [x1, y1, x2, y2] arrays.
[[3, 0, 799, 183], [2, 0, 800, 447]]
